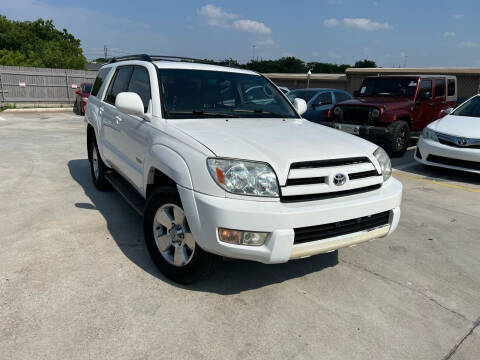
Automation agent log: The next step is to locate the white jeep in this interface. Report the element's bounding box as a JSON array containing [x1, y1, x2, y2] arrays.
[[85, 55, 402, 283]]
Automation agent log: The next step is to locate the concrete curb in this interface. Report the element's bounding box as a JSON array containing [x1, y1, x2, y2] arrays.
[[2, 107, 74, 113]]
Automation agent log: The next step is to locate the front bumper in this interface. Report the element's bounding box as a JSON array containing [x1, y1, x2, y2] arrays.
[[178, 178, 402, 264], [319, 121, 388, 137], [415, 137, 480, 174]]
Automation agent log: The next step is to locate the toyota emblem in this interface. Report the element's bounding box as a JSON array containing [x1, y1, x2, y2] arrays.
[[457, 138, 468, 146], [333, 173, 347, 186]]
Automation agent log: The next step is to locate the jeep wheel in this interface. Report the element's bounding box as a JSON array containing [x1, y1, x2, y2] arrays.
[[384, 121, 410, 157], [88, 139, 110, 190], [144, 187, 220, 284]]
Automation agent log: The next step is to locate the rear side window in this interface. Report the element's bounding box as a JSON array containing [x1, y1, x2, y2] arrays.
[[448, 79, 456, 96], [127, 67, 151, 112], [334, 91, 350, 103], [419, 80, 432, 99], [105, 66, 133, 106], [435, 79, 445, 97], [91, 68, 110, 97]]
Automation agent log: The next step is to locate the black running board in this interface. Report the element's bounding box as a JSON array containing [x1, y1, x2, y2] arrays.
[[105, 172, 145, 216]]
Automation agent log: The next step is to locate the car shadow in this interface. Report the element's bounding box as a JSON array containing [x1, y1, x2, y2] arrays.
[[68, 158, 339, 294]]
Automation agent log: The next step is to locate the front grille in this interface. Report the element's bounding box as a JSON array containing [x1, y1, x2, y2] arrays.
[[282, 156, 383, 202], [294, 211, 390, 244], [281, 184, 382, 203], [427, 155, 480, 170], [290, 157, 370, 169], [349, 170, 380, 180], [286, 177, 327, 186], [340, 106, 372, 125], [438, 138, 480, 149]]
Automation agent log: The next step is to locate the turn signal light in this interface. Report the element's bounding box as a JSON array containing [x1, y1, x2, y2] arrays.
[[218, 228, 268, 246]]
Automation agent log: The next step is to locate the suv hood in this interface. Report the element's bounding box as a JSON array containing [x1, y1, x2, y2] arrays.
[[169, 118, 378, 185], [429, 115, 480, 138], [341, 97, 411, 110]]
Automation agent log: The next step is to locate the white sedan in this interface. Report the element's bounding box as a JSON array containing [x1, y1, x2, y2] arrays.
[[415, 95, 480, 174]]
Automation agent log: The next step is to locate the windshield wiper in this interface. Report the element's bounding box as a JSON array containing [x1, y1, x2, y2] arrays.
[[166, 110, 239, 118], [232, 109, 287, 117]]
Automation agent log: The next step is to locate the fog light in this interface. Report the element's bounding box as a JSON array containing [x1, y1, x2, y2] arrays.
[[218, 228, 268, 246]]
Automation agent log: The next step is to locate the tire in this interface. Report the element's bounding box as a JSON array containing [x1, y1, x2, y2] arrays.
[[88, 138, 110, 190], [384, 120, 410, 157], [144, 187, 220, 284]]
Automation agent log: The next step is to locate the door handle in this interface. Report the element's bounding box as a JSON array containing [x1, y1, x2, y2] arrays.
[[114, 115, 122, 123]]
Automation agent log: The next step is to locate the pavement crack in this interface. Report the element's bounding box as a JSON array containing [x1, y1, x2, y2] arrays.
[[340, 259, 469, 322], [442, 317, 480, 360]]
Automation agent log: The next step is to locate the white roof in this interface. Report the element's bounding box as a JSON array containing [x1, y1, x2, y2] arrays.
[[153, 61, 259, 75]]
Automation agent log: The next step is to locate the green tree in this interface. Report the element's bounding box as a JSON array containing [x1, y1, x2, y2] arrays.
[[0, 15, 86, 69], [246, 56, 306, 73], [354, 59, 377, 68]]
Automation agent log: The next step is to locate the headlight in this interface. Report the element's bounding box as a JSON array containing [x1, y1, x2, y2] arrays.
[[207, 158, 279, 197], [373, 147, 392, 182], [371, 108, 380, 118], [421, 127, 438, 141], [333, 106, 342, 116]]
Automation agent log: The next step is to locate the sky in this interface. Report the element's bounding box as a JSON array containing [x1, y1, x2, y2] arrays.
[[1, 0, 479, 67]]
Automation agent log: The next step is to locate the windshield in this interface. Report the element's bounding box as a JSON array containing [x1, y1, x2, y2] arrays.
[[83, 84, 92, 93], [158, 69, 298, 119], [359, 77, 418, 97], [451, 96, 480, 117], [287, 90, 317, 103]]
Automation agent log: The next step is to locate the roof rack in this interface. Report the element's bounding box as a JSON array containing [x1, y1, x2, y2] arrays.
[[109, 54, 204, 64]]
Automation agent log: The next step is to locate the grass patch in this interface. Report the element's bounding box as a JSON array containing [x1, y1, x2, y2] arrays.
[[0, 103, 16, 112]]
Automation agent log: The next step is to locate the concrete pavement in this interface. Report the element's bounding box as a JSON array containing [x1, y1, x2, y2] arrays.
[[0, 112, 479, 360]]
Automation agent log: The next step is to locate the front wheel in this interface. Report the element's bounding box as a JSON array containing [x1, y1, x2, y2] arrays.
[[144, 187, 220, 284], [384, 121, 410, 157]]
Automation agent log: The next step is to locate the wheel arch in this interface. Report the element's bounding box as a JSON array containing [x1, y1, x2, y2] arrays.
[[144, 145, 193, 198]]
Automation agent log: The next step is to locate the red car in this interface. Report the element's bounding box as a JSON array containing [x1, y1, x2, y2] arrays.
[[75, 83, 93, 115]]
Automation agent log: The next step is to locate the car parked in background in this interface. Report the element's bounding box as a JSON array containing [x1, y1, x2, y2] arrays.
[[415, 94, 480, 174], [287, 88, 353, 123], [75, 82, 93, 115], [324, 75, 457, 156]]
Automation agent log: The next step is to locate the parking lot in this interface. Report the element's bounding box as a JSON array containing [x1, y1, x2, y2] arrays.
[[0, 111, 479, 360]]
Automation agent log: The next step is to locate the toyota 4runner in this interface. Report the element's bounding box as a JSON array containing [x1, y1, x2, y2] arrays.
[[85, 55, 402, 283], [323, 75, 457, 156]]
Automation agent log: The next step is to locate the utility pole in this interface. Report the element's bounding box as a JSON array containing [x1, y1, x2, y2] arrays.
[[403, 54, 408, 68], [104, 45, 108, 61], [306, 70, 312, 88]]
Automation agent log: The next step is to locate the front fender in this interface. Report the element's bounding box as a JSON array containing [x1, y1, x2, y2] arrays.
[[144, 145, 193, 192]]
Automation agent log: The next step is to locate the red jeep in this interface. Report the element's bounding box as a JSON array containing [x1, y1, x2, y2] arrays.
[[324, 75, 457, 156]]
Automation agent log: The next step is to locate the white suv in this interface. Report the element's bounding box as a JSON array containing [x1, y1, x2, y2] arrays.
[[85, 55, 402, 283]]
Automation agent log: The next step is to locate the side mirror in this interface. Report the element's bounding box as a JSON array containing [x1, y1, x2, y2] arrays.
[[293, 98, 307, 116], [115, 92, 145, 117], [440, 107, 453, 116]]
